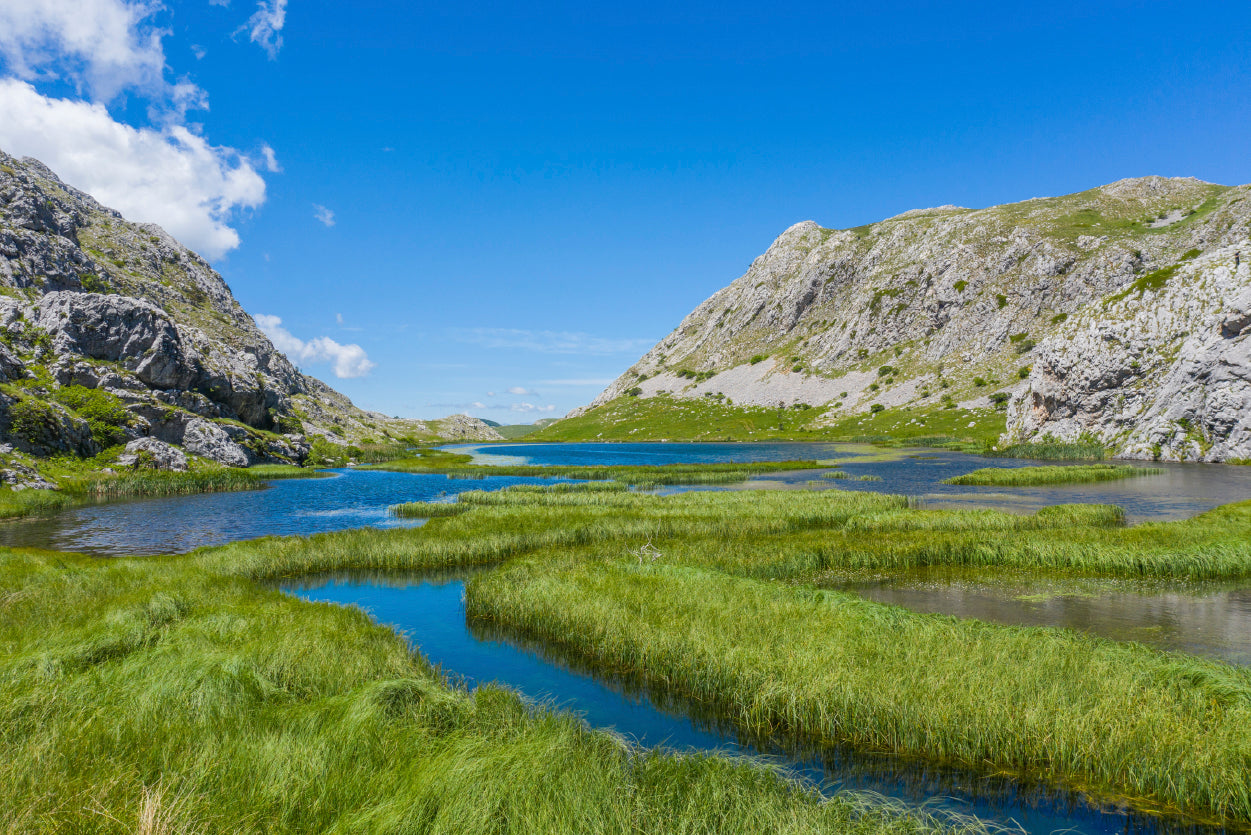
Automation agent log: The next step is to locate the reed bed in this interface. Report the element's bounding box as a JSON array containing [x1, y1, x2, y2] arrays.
[[990, 442, 1107, 461], [467, 560, 1251, 824], [61, 468, 264, 497], [0, 547, 978, 834], [389, 501, 472, 518], [247, 464, 331, 480], [944, 464, 1163, 486], [0, 487, 75, 519]]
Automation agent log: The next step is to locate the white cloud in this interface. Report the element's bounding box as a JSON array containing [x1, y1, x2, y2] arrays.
[[0, 79, 266, 258], [254, 314, 376, 379], [259, 142, 280, 172], [507, 386, 532, 395], [312, 204, 335, 227], [451, 328, 655, 356], [511, 402, 558, 413], [240, 0, 287, 59], [191, 44, 206, 60], [0, 0, 174, 102]]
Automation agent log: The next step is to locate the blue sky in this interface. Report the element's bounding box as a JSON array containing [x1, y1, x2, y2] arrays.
[[1, 1, 1249, 420]]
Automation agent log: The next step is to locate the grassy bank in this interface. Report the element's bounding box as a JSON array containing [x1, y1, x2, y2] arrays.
[[530, 395, 1006, 447], [0, 548, 953, 834], [943, 464, 1163, 486], [467, 559, 1251, 822]]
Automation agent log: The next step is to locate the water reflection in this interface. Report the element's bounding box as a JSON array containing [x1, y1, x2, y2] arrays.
[[824, 569, 1251, 667]]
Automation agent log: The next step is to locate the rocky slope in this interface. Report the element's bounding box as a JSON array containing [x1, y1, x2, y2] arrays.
[[0, 149, 498, 479], [569, 177, 1251, 461]]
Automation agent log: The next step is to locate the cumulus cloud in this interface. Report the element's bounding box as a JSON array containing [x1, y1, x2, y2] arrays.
[[255, 314, 376, 379], [240, 0, 287, 59], [312, 204, 335, 227], [0, 79, 266, 258], [0, 0, 174, 102], [451, 328, 655, 356]]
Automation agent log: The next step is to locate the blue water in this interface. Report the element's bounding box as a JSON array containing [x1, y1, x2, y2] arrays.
[[0, 468, 583, 557], [286, 573, 1230, 835], [453, 442, 1251, 522]]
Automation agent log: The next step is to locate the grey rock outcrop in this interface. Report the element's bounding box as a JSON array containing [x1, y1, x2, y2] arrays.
[[117, 438, 188, 471], [1006, 247, 1251, 461]]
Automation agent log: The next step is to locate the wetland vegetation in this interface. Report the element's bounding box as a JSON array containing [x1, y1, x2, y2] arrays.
[[944, 464, 1164, 486], [3, 456, 1251, 831]]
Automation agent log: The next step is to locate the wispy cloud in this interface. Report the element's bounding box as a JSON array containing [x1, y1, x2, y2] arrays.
[[259, 143, 281, 172], [507, 386, 532, 395], [511, 402, 558, 413], [255, 314, 376, 379], [450, 328, 654, 356], [312, 204, 335, 227], [239, 0, 286, 59]]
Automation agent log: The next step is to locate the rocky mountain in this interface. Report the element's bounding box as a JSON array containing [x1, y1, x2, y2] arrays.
[[569, 177, 1251, 461], [0, 149, 499, 478]]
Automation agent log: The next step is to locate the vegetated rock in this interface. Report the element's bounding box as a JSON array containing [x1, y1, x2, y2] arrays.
[[0, 393, 97, 458], [116, 437, 188, 471], [1006, 246, 1251, 462], [435, 414, 505, 441], [0, 460, 55, 490]]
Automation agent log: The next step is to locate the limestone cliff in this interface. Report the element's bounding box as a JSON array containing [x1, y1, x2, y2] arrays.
[[0, 149, 499, 474], [571, 177, 1251, 461]]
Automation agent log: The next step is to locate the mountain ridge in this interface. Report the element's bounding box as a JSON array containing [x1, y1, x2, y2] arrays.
[[556, 176, 1251, 461]]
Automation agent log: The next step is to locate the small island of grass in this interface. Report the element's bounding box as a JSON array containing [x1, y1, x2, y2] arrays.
[[943, 464, 1163, 487]]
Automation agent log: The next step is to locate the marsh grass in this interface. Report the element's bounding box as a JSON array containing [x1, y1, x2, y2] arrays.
[[990, 442, 1107, 461], [61, 468, 263, 498], [467, 559, 1251, 823], [0, 486, 75, 519], [247, 464, 331, 480], [0, 547, 976, 835], [944, 464, 1163, 486], [389, 501, 471, 518]]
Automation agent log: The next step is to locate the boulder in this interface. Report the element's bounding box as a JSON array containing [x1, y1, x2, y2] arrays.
[[116, 438, 188, 471]]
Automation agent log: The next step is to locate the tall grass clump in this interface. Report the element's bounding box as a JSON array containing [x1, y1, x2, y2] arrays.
[[467, 560, 1251, 824], [61, 468, 263, 498], [991, 442, 1107, 461], [389, 501, 472, 518], [248, 464, 331, 480], [372, 460, 825, 486], [0, 486, 75, 519], [944, 464, 1163, 486]]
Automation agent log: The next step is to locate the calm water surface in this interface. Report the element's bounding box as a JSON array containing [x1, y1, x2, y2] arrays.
[[285, 573, 1236, 835], [0, 468, 583, 556], [453, 441, 1251, 522]]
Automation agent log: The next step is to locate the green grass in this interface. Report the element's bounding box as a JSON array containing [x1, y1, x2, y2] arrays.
[[991, 442, 1107, 461], [248, 463, 332, 480], [60, 468, 264, 498], [389, 500, 473, 518], [370, 458, 826, 487], [467, 557, 1251, 823], [531, 395, 1007, 448], [0, 547, 953, 834], [0, 487, 76, 519], [6, 474, 1251, 829], [944, 464, 1163, 486]]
